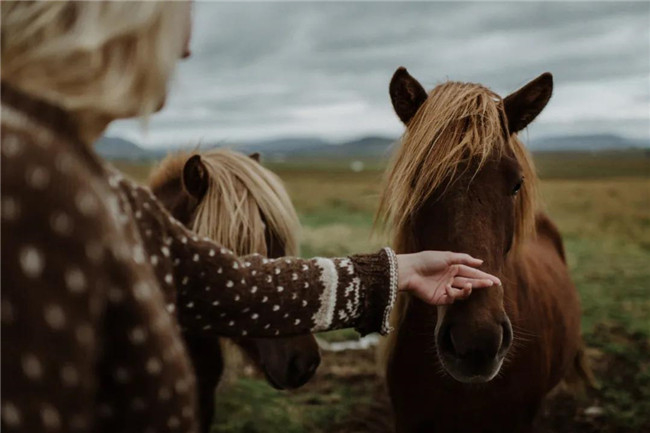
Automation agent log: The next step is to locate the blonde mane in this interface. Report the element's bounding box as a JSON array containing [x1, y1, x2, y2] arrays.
[[376, 81, 539, 372], [151, 148, 300, 257], [187, 149, 300, 257]]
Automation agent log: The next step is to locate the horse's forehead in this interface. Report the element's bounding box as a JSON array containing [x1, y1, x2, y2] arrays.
[[500, 152, 523, 176]]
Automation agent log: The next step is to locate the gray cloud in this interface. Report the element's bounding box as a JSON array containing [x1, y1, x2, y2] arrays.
[[108, 1, 650, 148]]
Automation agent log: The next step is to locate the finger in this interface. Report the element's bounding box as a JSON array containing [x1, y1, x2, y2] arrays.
[[446, 252, 483, 267], [452, 265, 501, 286], [433, 289, 454, 305], [458, 284, 472, 300], [444, 284, 457, 303], [449, 284, 472, 301], [452, 277, 494, 289]]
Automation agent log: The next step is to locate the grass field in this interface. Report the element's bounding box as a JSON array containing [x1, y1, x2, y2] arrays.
[[116, 151, 650, 432]]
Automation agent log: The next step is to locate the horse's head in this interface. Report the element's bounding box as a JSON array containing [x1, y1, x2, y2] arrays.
[[382, 68, 551, 383], [150, 149, 320, 389]]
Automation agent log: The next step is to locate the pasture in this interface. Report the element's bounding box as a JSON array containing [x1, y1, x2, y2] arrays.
[[116, 150, 650, 433]]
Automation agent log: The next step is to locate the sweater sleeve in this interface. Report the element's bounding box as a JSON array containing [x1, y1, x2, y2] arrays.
[[118, 177, 398, 338]]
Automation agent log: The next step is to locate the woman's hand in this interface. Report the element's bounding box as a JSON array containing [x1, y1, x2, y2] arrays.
[[396, 251, 501, 306]]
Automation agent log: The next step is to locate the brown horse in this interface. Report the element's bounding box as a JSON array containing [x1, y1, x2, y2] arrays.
[[378, 68, 590, 432], [149, 149, 320, 433]]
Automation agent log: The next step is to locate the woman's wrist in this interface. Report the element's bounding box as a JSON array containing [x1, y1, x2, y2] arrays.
[[395, 253, 416, 293]]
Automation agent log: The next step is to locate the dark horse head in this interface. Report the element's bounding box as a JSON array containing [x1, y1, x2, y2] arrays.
[[150, 149, 320, 389], [380, 68, 551, 383]]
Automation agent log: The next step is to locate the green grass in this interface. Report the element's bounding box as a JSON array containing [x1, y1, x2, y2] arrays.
[[567, 237, 649, 335], [212, 377, 377, 433]]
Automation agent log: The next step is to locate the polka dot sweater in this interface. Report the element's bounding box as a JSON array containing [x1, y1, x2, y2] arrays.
[[0, 83, 398, 432]]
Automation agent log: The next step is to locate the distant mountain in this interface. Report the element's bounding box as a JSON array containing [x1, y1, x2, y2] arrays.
[[322, 136, 397, 158], [95, 134, 398, 161], [95, 136, 154, 161], [232, 137, 332, 155], [528, 134, 649, 152], [238, 135, 396, 159], [95, 133, 649, 161]]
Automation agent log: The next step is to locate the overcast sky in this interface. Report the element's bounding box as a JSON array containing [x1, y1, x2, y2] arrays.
[[107, 1, 650, 149]]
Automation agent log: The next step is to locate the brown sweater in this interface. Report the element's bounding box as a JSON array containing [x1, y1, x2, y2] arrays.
[[0, 83, 398, 432]]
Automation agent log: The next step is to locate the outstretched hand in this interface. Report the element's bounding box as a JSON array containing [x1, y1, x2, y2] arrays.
[[396, 251, 501, 305]]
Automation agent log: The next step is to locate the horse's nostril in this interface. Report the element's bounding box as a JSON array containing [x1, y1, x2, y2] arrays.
[[287, 353, 320, 385], [288, 354, 301, 375], [441, 324, 504, 361], [448, 328, 465, 358]]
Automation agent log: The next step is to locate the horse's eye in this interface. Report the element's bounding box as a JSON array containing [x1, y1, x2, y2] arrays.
[[512, 178, 524, 195]]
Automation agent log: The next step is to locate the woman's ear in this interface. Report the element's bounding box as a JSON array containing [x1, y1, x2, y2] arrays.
[[182, 154, 209, 200], [503, 72, 553, 134], [389, 67, 428, 125]]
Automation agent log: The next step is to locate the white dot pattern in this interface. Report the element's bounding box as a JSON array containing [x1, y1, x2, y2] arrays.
[[44, 304, 66, 329], [64, 268, 87, 293], [50, 211, 73, 235], [21, 354, 43, 380], [40, 404, 61, 430], [2, 106, 397, 433], [2, 402, 22, 427], [19, 246, 44, 278]]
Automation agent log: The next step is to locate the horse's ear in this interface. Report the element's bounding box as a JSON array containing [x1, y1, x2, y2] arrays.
[[249, 152, 261, 162], [390, 67, 428, 125], [503, 72, 553, 134], [182, 154, 209, 200]]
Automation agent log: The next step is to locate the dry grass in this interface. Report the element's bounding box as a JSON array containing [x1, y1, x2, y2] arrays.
[[542, 178, 650, 245]]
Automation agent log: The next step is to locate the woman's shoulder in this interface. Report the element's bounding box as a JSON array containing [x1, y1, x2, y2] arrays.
[[1, 121, 126, 254], [2, 118, 95, 184]]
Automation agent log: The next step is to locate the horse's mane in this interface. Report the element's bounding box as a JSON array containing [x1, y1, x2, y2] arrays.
[[154, 148, 300, 257], [149, 150, 189, 192], [376, 81, 539, 372], [377, 81, 538, 253]]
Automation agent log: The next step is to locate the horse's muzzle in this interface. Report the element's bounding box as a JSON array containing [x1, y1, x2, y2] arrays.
[[436, 316, 513, 383]]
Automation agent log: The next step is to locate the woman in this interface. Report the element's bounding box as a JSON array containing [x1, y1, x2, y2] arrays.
[[0, 2, 500, 432]]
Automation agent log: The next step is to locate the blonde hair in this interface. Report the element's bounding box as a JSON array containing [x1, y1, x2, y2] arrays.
[[377, 81, 538, 253], [1, 1, 187, 121], [152, 149, 301, 257]]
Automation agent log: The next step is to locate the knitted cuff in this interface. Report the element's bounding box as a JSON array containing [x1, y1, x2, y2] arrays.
[[382, 247, 399, 334], [349, 247, 399, 336]]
